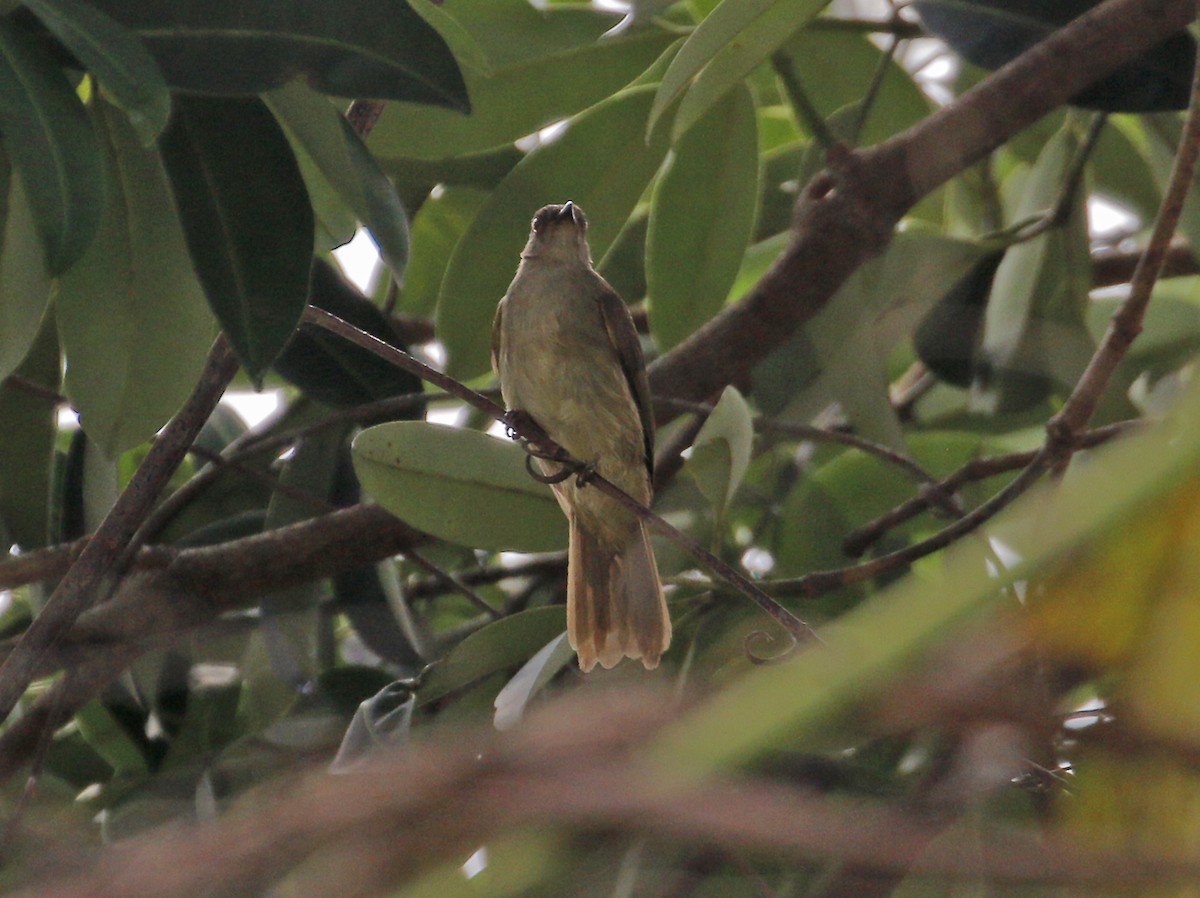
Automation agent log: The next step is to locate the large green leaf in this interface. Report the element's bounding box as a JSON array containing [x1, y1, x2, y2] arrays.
[[0, 313, 58, 549], [84, 0, 468, 110], [397, 186, 488, 317], [57, 100, 215, 456], [646, 84, 758, 351], [684, 385, 754, 520], [648, 0, 830, 138], [437, 86, 671, 379], [352, 422, 567, 553], [972, 125, 1096, 413], [368, 7, 672, 160], [0, 161, 52, 379], [159, 95, 313, 385], [0, 17, 104, 275], [23, 0, 170, 143], [265, 82, 410, 279]]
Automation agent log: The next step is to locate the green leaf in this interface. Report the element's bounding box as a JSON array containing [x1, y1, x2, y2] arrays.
[[367, 21, 672, 160], [398, 186, 488, 317], [0, 162, 52, 379], [437, 86, 672, 379], [972, 126, 1095, 414], [84, 0, 469, 110], [331, 682, 414, 772], [1140, 115, 1200, 259], [352, 422, 568, 553], [417, 607, 568, 707], [685, 385, 754, 519], [159, 95, 313, 385], [649, 0, 830, 138], [57, 100, 215, 456], [23, 0, 170, 143], [75, 701, 150, 777], [273, 259, 423, 407], [647, 84, 758, 351], [265, 82, 410, 279], [808, 233, 989, 447], [0, 312, 58, 549], [493, 633, 573, 731], [0, 17, 104, 274]]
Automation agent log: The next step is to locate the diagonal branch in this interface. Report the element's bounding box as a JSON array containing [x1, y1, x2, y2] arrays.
[[647, 0, 1195, 412]]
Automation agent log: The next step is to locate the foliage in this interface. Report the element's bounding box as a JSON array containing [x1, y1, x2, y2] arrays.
[[0, 0, 1199, 896]]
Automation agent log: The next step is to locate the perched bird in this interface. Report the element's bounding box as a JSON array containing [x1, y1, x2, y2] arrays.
[[492, 202, 671, 671]]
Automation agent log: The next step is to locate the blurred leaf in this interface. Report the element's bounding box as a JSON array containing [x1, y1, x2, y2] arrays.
[[1140, 115, 1200, 257], [398, 186, 488, 317], [0, 17, 104, 275], [353, 422, 568, 553], [652, 0, 831, 140], [274, 259, 423, 407], [810, 233, 988, 447], [912, 0, 1195, 112], [160, 95, 313, 385], [265, 82, 410, 279], [596, 208, 649, 305], [685, 386, 754, 519], [493, 633, 573, 731], [647, 84, 758, 351], [331, 682, 414, 772], [0, 313, 58, 549], [972, 126, 1095, 414], [438, 86, 671, 379], [367, 8, 672, 160], [0, 163, 52, 379], [85, 0, 469, 110], [76, 701, 150, 777], [418, 606, 568, 706], [57, 99, 215, 456], [23, 0, 170, 143]]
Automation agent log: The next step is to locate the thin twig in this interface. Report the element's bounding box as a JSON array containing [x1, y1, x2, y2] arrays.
[[302, 307, 819, 646], [0, 336, 239, 725], [404, 550, 501, 621], [842, 422, 1134, 557], [771, 52, 838, 150], [1050, 32, 1200, 440]]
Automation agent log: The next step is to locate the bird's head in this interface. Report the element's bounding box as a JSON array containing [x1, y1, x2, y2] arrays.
[[522, 201, 591, 265]]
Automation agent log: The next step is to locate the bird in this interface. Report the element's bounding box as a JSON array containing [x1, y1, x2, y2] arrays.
[[492, 202, 671, 672]]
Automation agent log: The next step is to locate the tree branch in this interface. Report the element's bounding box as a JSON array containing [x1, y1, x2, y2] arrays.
[[647, 0, 1195, 413]]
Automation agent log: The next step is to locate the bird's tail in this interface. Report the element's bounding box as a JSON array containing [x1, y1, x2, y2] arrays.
[[567, 515, 671, 672]]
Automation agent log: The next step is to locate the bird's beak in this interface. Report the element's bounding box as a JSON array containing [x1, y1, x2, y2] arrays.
[[563, 201, 578, 225]]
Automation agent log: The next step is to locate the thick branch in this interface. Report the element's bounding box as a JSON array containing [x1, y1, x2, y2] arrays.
[[648, 0, 1194, 411]]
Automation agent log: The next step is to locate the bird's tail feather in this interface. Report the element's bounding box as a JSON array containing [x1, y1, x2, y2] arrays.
[[568, 516, 670, 672]]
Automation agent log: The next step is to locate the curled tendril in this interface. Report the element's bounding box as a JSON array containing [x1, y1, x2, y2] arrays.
[[525, 453, 573, 485], [744, 629, 799, 665]]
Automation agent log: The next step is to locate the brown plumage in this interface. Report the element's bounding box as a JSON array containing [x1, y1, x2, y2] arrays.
[[492, 202, 670, 671]]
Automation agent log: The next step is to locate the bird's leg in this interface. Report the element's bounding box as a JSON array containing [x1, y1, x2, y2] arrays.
[[505, 409, 597, 487]]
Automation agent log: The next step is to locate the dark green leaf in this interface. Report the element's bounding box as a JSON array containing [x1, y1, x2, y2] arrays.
[[57, 99, 215, 455], [160, 95, 313, 385], [23, 0, 170, 142], [438, 86, 672, 379], [0, 17, 104, 274], [0, 312, 58, 549], [352, 422, 568, 553], [914, 250, 1005, 387], [647, 84, 758, 351], [274, 259, 423, 408], [85, 0, 469, 110], [331, 681, 414, 772], [0, 152, 52, 378], [913, 0, 1195, 112], [265, 82, 410, 279]]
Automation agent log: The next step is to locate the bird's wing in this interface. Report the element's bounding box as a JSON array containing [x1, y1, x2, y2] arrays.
[[595, 280, 655, 478]]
